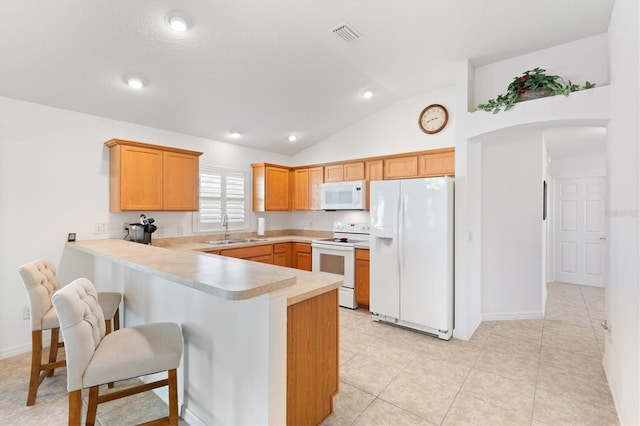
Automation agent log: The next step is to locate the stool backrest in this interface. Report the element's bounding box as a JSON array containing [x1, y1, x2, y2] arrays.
[[52, 278, 106, 391], [18, 258, 61, 330]]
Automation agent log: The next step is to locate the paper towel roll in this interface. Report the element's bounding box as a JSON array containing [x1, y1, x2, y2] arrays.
[[257, 217, 265, 237]]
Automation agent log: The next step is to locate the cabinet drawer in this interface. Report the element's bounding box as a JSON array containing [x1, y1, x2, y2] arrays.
[[294, 242, 311, 253], [248, 254, 274, 264], [355, 248, 369, 260], [274, 243, 290, 253], [220, 244, 273, 259]]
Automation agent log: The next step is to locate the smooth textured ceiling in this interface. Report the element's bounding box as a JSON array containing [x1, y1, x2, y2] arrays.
[[0, 0, 614, 155]]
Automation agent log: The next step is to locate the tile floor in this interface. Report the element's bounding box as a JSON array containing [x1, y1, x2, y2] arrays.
[[0, 282, 619, 425], [324, 282, 619, 425]]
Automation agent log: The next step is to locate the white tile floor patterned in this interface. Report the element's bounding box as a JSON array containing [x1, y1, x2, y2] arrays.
[[323, 282, 619, 426], [0, 282, 619, 425]]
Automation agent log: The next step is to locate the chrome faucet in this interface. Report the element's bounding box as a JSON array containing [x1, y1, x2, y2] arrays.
[[222, 214, 230, 240]]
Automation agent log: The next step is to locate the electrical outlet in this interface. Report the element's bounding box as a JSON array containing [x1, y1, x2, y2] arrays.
[[93, 222, 107, 234], [177, 225, 184, 236], [121, 222, 129, 233], [22, 306, 30, 320]]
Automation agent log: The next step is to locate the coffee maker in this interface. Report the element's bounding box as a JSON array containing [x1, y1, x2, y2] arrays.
[[127, 214, 157, 244]]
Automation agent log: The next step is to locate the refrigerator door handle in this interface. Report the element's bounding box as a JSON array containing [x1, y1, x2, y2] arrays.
[[398, 190, 403, 281]]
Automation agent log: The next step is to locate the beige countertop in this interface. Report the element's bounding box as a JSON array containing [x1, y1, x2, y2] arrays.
[[67, 239, 342, 305]]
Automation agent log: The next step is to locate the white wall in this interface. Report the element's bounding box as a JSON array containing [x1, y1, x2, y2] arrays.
[[473, 33, 609, 109], [0, 97, 290, 357], [480, 130, 544, 319], [548, 153, 606, 177], [291, 87, 456, 166], [604, 1, 640, 424]]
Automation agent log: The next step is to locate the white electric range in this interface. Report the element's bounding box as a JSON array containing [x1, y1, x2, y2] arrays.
[[311, 221, 370, 309]]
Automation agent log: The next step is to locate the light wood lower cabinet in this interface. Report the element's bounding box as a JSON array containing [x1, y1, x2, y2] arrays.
[[287, 289, 338, 425], [273, 242, 292, 267], [219, 244, 274, 264], [293, 243, 312, 271], [355, 249, 370, 307]]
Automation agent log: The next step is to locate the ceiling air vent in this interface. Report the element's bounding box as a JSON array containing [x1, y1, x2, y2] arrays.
[[331, 22, 361, 43]]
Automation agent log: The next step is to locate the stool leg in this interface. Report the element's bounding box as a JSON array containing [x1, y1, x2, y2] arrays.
[[86, 386, 99, 426], [168, 369, 179, 426], [113, 307, 120, 331], [104, 319, 112, 335], [68, 390, 82, 426], [47, 328, 60, 377], [27, 330, 42, 406]]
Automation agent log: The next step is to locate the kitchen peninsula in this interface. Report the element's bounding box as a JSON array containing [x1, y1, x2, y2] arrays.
[[63, 238, 341, 425]]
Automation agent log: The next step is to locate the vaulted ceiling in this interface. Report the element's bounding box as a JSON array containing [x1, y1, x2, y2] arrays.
[[0, 0, 614, 154]]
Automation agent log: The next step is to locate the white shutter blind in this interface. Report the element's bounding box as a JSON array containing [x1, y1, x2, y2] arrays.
[[195, 167, 247, 232]]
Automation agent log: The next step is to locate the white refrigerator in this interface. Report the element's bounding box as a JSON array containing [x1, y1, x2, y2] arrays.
[[370, 177, 454, 340]]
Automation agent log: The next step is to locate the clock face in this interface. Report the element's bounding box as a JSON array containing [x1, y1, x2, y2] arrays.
[[419, 104, 448, 134]]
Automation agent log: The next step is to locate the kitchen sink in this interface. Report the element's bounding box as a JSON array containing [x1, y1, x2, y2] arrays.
[[205, 238, 266, 245]]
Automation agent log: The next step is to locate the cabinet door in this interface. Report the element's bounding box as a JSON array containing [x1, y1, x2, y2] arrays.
[[384, 156, 418, 179], [355, 249, 370, 307], [419, 150, 455, 177], [308, 167, 324, 210], [119, 145, 163, 210], [324, 165, 344, 182], [163, 151, 200, 211], [265, 166, 290, 211], [293, 243, 312, 271], [273, 243, 292, 267], [365, 160, 383, 211], [292, 169, 309, 211], [343, 162, 365, 181]]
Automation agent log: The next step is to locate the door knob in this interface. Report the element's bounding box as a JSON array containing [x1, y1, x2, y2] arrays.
[[599, 237, 607, 241]]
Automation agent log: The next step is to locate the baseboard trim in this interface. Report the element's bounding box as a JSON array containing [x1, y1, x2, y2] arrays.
[[482, 311, 544, 321], [182, 407, 207, 426], [0, 342, 30, 360]]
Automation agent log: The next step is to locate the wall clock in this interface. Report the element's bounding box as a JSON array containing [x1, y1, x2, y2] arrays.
[[418, 104, 448, 134]]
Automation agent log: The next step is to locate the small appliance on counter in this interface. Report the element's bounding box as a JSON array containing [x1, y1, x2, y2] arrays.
[[127, 213, 157, 245]]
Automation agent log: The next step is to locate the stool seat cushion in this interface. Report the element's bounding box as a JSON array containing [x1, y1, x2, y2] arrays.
[[97, 292, 122, 320], [82, 323, 183, 389]]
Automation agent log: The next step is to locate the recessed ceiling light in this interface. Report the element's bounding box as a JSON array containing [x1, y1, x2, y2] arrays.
[[166, 13, 189, 32], [288, 135, 297, 143], [228, 131, 242, 138], [362, 89, 374, 99], [125, 76, 144, 89]]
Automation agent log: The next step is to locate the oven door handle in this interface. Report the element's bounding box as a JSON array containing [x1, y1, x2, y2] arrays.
[[311, 244, 354, 252]]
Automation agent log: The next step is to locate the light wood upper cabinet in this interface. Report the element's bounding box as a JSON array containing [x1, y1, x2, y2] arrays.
[[163, 151, 200, 210], [324, 162, 365, 182], [419, 148, 455, 177], [343, 162, 365, 181], [384, 155, 418, 179], [292, 169, 310, 211], [324, 164, 344, 182], [365, 160, 383, 211], [252, 163, 291, 211], [106, 139, 202, 212], [308, 167, 324, 210]]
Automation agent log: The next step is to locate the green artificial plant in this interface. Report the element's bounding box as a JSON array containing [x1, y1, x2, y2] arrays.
[[477, 67, 595, 114]]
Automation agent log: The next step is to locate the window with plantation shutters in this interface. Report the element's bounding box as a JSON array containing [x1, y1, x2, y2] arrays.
[[194, 167, 247, 232]]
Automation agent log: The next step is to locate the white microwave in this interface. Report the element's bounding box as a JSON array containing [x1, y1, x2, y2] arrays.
[[320, 180, 366, 210]]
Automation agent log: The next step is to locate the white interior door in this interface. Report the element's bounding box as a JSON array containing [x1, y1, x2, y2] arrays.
[[553, 177, 606, 286]]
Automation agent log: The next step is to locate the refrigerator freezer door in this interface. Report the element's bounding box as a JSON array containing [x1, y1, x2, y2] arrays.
[[399, 177, 454, 333], [369, 180, 401, 319]]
